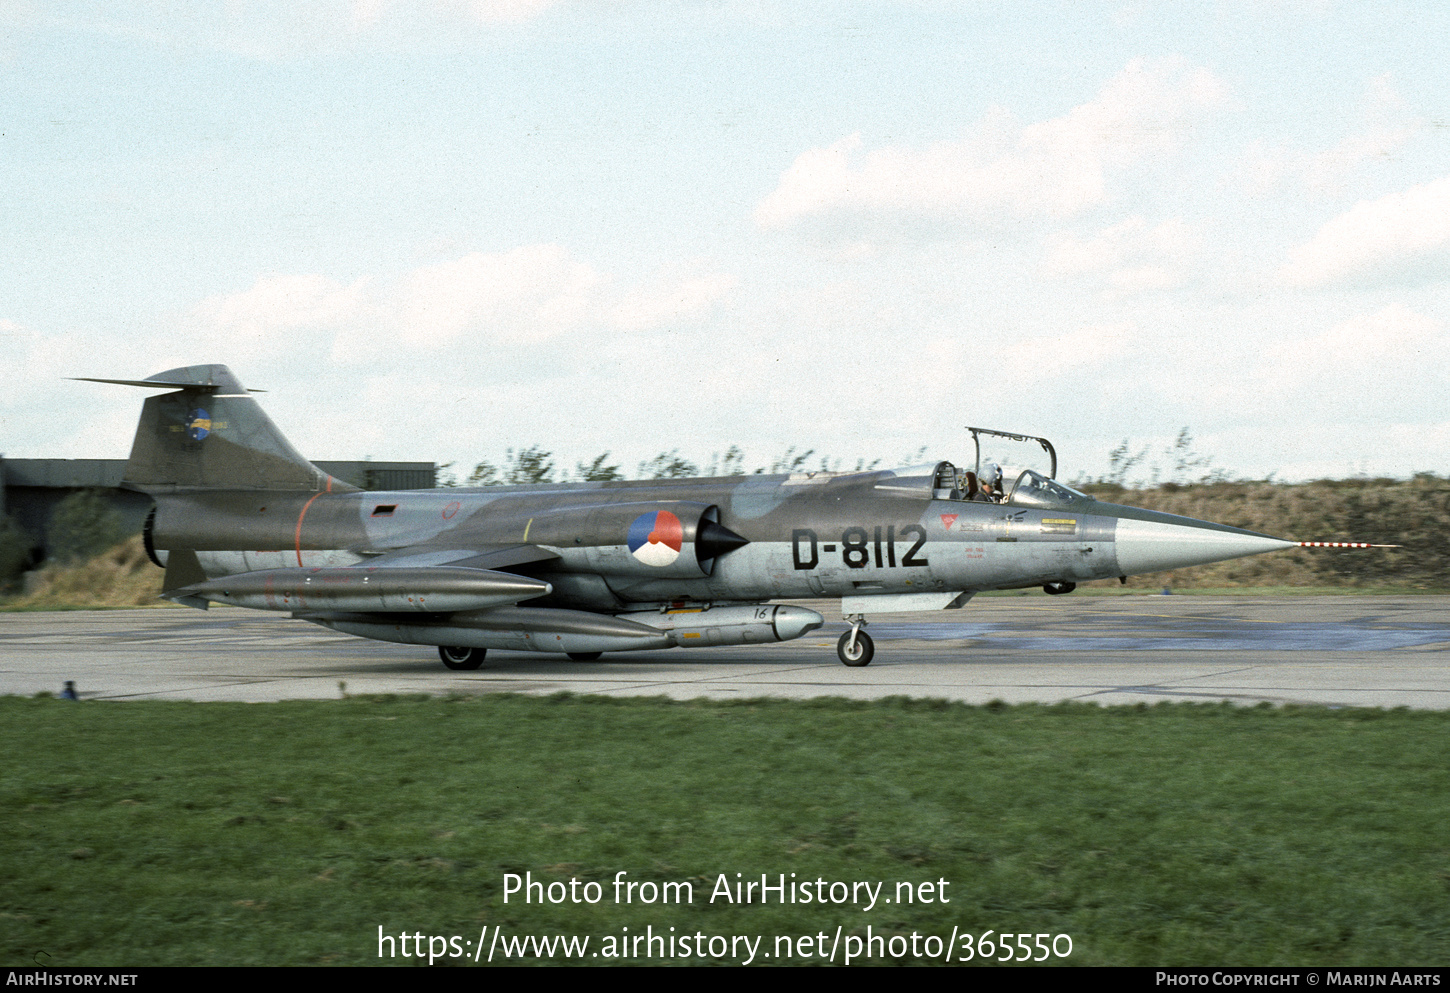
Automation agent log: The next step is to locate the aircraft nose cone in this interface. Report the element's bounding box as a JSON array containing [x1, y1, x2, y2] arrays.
[[1114, 515, 1296, 575]]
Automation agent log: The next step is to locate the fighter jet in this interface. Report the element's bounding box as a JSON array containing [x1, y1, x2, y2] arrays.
[[81, 365, 1296, 667]]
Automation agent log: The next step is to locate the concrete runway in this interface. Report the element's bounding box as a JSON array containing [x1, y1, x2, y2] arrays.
[[3, 595, 1448, 708]]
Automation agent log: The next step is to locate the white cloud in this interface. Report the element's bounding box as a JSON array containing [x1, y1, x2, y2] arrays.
[[393, 244, 602, 346], [192, 274, 372, 339], [0, 319, 50, 407], [189, 245, 739, 367], [1238, 75, 1420, 198], [190, 244, 603, 363], [354, 0, 560, 27], [610, 273, 738, 332], [1260, 303, 1443, 388], [40, 1, 562, 60], [437, 0, 559, 22], [755, 58, 1227, 231], [981, 322, 1138, 383], [1043, 216, 1201, 297], [1278, 175, 1450, 287], [0, 318, 188, 458]]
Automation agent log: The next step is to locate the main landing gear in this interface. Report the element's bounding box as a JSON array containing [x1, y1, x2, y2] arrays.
[[837, 615, 874, 667], [439, 645, 485, 670]]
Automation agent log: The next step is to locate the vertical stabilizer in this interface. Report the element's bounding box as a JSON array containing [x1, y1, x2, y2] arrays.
[[78, 364, 356, 493]]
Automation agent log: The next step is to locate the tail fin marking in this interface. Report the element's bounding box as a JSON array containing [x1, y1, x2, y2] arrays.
[[78, 364, 356, 493]]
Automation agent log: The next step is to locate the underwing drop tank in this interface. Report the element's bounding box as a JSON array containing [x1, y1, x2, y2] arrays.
[[173, 566, 552, 613], [619, 604, 825, 648], [306, 603, 825, 655]]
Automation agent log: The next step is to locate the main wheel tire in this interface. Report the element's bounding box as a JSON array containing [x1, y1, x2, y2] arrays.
[[1043, 581, 1077, 595], [837, 630, 874, 667], [438, 645, 485, 670], [566, 652, 603, 661]]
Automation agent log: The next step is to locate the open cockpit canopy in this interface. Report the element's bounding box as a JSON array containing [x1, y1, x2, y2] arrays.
[[967, 426, 1057, 479], [874, 428, 1091, 509]]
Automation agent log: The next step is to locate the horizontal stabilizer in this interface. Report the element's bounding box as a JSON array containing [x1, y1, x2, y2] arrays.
[[73, 363, 270, 392], [73, 377, 266, 392], [75, 377, 224, 391]]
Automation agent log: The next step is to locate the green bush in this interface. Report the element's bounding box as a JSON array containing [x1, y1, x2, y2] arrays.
[[0, 515, 35, 591], [47, 490, 130, 565], [1081, 477, 1450, 588]]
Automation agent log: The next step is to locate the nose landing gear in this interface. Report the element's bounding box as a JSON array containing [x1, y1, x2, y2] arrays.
[[837, 615, 874, 666]]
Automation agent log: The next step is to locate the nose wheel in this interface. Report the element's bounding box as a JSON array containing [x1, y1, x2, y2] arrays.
[[837, 616, 874, 666]]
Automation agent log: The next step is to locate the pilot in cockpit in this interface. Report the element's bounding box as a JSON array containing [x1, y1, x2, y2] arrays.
[[974, 463, 1004, 503]]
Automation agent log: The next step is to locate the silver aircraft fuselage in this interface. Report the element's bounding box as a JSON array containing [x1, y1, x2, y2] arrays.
[[87, 364, 1295, 667]]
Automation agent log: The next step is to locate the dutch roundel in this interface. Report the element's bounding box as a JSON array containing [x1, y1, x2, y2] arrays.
[[627, 510, 684, 567]]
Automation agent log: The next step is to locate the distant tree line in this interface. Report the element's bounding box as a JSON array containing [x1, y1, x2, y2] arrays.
[[444, 427, 1234, 490], [440, 445, 890, 487], [1079, 428, 1235, 489]]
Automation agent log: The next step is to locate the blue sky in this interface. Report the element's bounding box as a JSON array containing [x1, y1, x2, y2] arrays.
[[4, 1, 1449, 483]]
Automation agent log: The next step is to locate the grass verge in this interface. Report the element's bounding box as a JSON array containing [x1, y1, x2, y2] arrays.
[[3, 694, 1447, 966], [1, 538, 167, 611]]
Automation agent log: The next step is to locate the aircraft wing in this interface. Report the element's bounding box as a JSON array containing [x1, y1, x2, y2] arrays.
[[172, 540, 563, 614]]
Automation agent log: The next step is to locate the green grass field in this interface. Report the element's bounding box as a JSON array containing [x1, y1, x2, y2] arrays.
[[3, 694, 1447, 966]]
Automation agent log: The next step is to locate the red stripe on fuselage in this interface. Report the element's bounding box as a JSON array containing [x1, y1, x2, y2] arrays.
[[295, 491, 325, 567]]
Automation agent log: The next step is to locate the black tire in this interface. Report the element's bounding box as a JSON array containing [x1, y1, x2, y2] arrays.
[[837, 630, 874, 667], [566, 652, 603, 661], [1043, 581, 1077, 595], [438, 645, 485, 670]]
